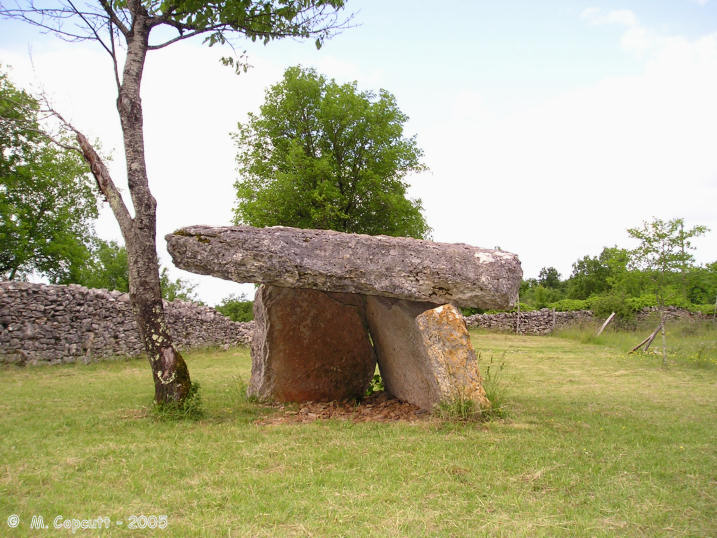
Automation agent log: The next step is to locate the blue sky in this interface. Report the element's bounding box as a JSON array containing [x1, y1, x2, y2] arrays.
[[2, 1, 716, 304]]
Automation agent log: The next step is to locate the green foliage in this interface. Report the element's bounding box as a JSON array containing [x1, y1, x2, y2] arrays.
[[73, 239, 199, 302], [567, 247, 630, 299], [149, 0, 347, 72], [233, 66, 431, 239], [364, 373, 384, 397], [538, 266, 561, 289], [684, 261, 717, 305], [521, 283, 564, 310], [159, 267, 200, 303], [590, 293, 637, 321], [627, 217, 709, 307], [215, 293, 254, 322], [0, 68, 98, 282], [548, 298, 591, 312], [691, 304, 717, 316], [152, 381, 204, 421], [74, 239, 129, 292]]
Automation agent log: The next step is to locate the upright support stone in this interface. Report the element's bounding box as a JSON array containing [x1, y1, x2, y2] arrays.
[[365, 296, 489, 411], [249, 285, 376, 402]]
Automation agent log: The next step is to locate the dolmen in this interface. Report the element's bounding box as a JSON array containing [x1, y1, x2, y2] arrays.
[[166, 225, 522, 411]]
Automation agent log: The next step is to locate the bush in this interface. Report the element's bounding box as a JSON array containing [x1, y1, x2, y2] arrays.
[[548, 298, 591, 312], [590, 293, 636, 320], [215, 294, 254, 322], [690, 304, 716, 316]]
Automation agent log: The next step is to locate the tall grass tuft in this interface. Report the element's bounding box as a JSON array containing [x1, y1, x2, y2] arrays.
[[435, 353, 509, 422], [152, 381, 204, 421]]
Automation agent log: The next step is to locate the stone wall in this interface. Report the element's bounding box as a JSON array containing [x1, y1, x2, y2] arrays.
[[0, 281, 254, 365], [465, 306, 710, 335], [465, 309, 595, 335]]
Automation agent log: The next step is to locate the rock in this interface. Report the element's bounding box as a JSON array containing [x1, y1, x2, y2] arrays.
[[248, 285, 376, 402], [166, 225, 522, 310], [365, 296, 489, 411]]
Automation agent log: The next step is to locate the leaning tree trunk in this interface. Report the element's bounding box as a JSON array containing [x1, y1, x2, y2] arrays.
[[78, 9, 191, 404]]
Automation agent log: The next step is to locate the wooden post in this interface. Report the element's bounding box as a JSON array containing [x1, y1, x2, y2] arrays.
[[551, 307, 556, 333], [596, 312, 616, 337], [516, 294, 521, 334], [630, 320, 664, 353]]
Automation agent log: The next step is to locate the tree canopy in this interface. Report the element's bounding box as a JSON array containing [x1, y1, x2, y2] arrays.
[[233, 66, 430, 239], [0, 69, 98, 283]]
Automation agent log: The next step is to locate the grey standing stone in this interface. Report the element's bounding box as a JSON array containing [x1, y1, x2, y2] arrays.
[[365, 296, 489, 411]]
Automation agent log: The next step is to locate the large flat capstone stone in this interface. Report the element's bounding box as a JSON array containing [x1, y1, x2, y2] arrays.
[[248, 285, 376, 402], [166, 225, 521, 309], [365, 296, 489, 411]]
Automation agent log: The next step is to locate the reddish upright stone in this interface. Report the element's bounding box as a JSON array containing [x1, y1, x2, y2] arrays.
[[248, 285, 376, 402]]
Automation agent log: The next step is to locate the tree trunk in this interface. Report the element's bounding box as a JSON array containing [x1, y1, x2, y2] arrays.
[[115, 12, 191, 404]]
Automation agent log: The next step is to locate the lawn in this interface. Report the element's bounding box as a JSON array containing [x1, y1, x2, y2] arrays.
[[1, 331, 715, 536]]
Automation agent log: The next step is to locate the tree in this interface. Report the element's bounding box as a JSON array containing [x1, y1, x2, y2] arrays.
[[233, 66, 430, 238], [1, 0, 348, 404], [1, 69, 98, 283], [566, 247, 633, 300], [74, 239, 130, 292], [627, 217, 709, 363], [215, 293, 254, 322], [537, 266, 561, 289], [628, 217, 709, 303], [75, 239, 199, 302]]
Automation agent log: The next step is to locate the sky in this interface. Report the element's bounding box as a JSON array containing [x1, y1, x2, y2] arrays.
[[1, 0, 716, 305]]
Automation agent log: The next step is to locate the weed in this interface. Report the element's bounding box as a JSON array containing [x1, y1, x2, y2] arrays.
[[434, 394, 480, 421], [434, 353, 509, 422], [481, 354, 509, 419], [152, 381, 204, 421], [364, 373, 384, 397]]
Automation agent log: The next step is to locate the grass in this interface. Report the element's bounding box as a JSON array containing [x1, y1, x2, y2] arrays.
[[1, 334, 716, 536], [555, 317, 717, 368]]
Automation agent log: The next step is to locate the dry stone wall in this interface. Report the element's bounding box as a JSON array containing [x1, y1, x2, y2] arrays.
[[0, 281, 254, 365], [465, 309, 595, 335]]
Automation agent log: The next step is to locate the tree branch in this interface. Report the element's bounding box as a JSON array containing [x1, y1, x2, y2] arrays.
[[65, 0, 114, 58], [97, 0, 129, 36], [37, 106, 135, 237]]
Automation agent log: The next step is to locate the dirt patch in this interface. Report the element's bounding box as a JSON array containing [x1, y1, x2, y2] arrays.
[[256, 391, 431, 425]]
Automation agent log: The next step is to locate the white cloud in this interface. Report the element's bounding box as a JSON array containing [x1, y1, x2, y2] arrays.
[[580, 8, 638, 27], [580, 8, 659, 56], [416, 29, 717, 279]]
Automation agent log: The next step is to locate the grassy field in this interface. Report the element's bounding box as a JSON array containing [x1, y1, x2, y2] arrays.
[[1, 331, 716, 536]]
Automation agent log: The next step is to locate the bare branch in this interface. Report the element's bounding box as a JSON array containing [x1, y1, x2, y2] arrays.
[[66, 0, 113, 58], [108, 20, 121, 91], [39, 105, 135, 236], [97, 0, 129, 36]]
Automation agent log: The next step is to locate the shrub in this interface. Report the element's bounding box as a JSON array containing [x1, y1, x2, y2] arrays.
[[548, 298, 591, 312], [215, 294, 254, 322], [591, 293, 636, 321], [690, 304, 717, 316]]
